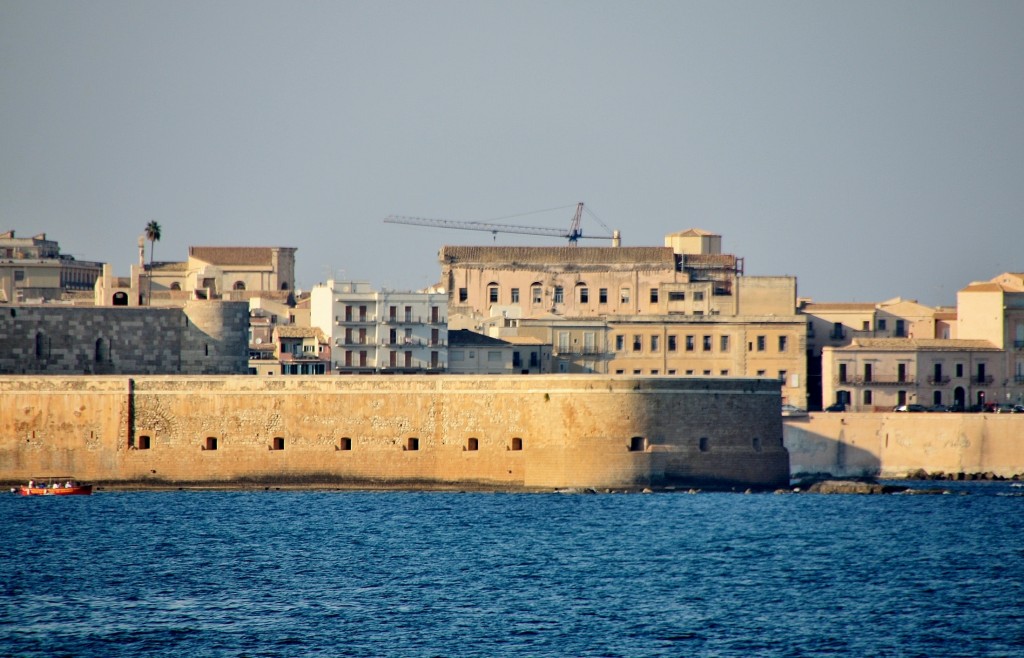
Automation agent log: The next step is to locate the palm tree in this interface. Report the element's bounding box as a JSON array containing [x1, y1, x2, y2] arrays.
[[144, 221, 162, 305]]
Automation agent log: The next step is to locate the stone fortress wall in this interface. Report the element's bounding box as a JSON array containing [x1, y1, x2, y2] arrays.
[[784, 413, 1024, 478], [0, 301, 249, 375], [0, 375, 789, 490]]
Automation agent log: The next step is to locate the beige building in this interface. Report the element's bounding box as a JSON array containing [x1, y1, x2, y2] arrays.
[[310, 280, 448, 374], [439, 230, 806, 403], [0, 231, 102, 303], [95, 245, 297, 307], [817, 272, 1024, 411], [823, 338, 1003, 411]]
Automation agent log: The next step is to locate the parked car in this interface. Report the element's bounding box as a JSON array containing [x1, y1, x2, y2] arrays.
[[824, 402, 847, 412], [781, 404, 808, 417], [1013, 405, 1024, 413], [927, 404, 952, 412], [894, 404, 927, 412]]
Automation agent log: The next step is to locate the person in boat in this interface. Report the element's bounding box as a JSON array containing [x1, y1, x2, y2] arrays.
[[65, 481, 73, 488], [28, 479, 34, 489]]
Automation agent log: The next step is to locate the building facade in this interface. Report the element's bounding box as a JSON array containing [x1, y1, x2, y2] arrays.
[[0, 231, 103, 303], [310, 280, 448, 374]]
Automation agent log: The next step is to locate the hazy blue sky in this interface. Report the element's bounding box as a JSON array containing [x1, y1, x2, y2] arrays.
[[2, 1, 1021, 306]]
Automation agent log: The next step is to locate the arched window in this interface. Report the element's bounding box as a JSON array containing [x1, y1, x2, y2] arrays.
[[112, 292, 128, 306], [575, 282, 589, 304], [487, 282, 499, 304], [170, 282, 181, 291], [280, 282, 290, 291], [233, 281, 246, 290]]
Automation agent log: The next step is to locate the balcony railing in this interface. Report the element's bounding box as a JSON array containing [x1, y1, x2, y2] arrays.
[[835, 375, 916, 386], [1015, 375, 1024, 383], [927, 376, 951, 385], [337, 315, 377, 325], [381, 316, 442, 325], [971, 375, 994, 385]]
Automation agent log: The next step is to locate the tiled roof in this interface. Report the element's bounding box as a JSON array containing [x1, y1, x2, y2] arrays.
[[189, 247, 281, 266], [145, 261, 188, 272], [960, 282, 1005, 293], [839, 338, 999, 352], [440, 246, 676, 269], [449, 329, 510, 346], [666, 228, 719, 237], [276, 326, 323, 339], [801, 303, 877, 312]]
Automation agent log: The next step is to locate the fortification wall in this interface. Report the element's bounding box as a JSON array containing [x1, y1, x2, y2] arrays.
[[0, 302, 248, 374], [0, 375, 789, 489], [784, 413, 1024, 478]]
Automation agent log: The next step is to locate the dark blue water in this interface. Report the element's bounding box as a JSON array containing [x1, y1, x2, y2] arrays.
[[2, 484, 1023, 658]]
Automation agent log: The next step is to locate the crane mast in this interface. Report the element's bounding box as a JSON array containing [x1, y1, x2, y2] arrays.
[[384, 202, 620, 245]]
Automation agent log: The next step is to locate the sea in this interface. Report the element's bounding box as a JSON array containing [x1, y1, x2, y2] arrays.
[[2, 483, 1023, 658]]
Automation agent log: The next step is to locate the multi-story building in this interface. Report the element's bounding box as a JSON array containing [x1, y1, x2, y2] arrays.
[[0, 231, 103, 303], [800, 297, 952, 409], [310, 280, 448, 374], [439, 229, 807, 403], [822, 339, 1003, 411], [95, 244, 297, 307], [818, 273, 1024, 411]]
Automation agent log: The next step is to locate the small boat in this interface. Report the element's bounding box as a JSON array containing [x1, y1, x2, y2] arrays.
[[18, 477, 93, 496]]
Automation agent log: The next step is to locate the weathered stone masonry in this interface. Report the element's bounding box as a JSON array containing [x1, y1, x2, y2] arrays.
[[0, 375, 789, 489]]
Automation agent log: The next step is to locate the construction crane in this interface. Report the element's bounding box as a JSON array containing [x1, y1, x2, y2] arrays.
[[384, 202, 621, 246]]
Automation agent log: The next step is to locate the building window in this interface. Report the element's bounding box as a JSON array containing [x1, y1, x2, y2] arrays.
[[756, 336, 766, 351], [620, 287, 631, 304], [702, 335, 712, 352], [272, 437, 285, 451], [698, 437, 709, 452], [720, 370, 729, 376], [532, 285, 542, 304], [668, 335, 677, 352], [615, 335, 624, 351], [629, 436, 646, 452], [895, 319, 906, 337], [693, 291, 704, 301], [488, 284, 499, 303], [779, 370, 787, 382], [669, 291, 685, 302], [877, 319, 887, 331], [650, 335, 660, 352], [511, 437, 523, 451], [406, 437, 419, 451], [233, 281, 246, 290], [599, 288, 608, 304], [864, 390, 873, 405], [862, 321, 870, 331], [632, 335, 642, 352], [339, 437, 352, 451], [554, 286, 564, 303], [956, 363, 964, 378], [205, 437, 218, 451], [839, 363, 848, 383], [458, 288, 468, 302], [685, 335, 695, 351], [467, 438, 479, 451], [778, 336, 788, 352], [649, 288, 659, 303], [511, 288, 520, 303], [720, 335, 730, 352], [558, 332, 570, 353], [487, 351, 502, 362], [578, 286, 589, 304], [137, 435, 151, 450]]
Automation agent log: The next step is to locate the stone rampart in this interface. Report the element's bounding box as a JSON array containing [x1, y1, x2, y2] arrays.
[[0, 302, 249, 375], [0, 375, 789, 489], [784, 412, 1024, 478]]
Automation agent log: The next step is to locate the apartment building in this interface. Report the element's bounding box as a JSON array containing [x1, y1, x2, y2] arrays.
[[0, 231, 102, 303], [310, 280, 448, 374], [817, 273, 1024, 410]]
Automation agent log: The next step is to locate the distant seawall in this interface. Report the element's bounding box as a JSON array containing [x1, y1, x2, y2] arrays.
[[785, 413, 1024, 479], [0, 375, 789, 490]]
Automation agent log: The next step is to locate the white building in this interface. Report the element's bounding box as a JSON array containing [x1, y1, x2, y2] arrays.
[[310, 280, 448, 374]]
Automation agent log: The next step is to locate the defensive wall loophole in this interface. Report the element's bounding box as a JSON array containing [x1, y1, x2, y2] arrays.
[[466, 437, 479, 451], [204, 436, 218, 451], [272, 437, 285, 451]]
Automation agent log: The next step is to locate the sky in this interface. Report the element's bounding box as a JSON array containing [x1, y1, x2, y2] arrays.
[[1, 1, 1021, 307]]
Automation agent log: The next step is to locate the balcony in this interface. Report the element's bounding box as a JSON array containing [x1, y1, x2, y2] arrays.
[[1015, 340, 1024, 350], [335, 338, 376, 348], [829, 330, 846, 340], [927, 376, 951, 385], [971, 375, 994, 385], [382, 315, 439, 325], [337, 315, 377, 325], [835, 375, 916, 386]]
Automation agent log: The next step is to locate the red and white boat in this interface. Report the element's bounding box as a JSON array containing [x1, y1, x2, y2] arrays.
[[18, 477, 93, 496]]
